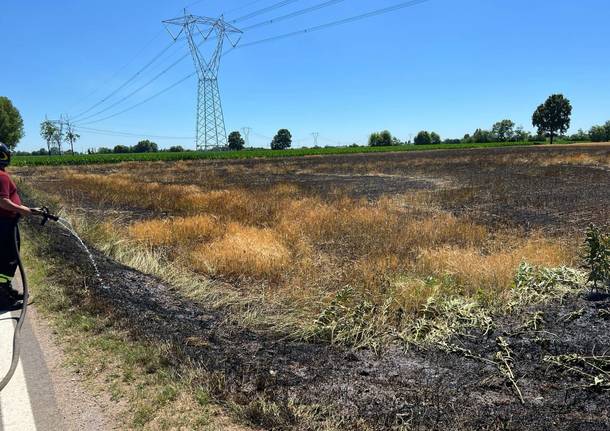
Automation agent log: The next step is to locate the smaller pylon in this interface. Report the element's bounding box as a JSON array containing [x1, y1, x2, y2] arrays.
[[312, 132, 320, 147], [241, 126, 252, 147]]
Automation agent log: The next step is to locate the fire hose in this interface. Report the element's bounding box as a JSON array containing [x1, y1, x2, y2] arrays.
[[0, 207, 59, 392]]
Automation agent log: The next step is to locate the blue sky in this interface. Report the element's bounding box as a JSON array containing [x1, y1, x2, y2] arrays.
[[2, 0, 609, 151]]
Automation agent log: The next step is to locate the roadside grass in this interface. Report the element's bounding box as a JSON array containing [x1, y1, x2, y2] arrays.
[[12, 141, 546, 167], [21, 226, 253, 430]]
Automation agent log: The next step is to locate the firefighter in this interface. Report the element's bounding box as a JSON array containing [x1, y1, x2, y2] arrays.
[[0, 142, 37, 303]]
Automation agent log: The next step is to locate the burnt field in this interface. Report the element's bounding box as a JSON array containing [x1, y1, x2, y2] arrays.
[[163, 143, 609, 234], [17, 143, 610, 430]]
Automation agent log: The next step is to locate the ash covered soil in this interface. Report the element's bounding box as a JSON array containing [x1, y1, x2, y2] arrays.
[[32, 217, 610, 431]]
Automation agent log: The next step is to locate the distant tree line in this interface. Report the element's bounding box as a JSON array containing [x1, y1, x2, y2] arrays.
[[2, 93, 609, 155], [367, 94, 576, 147]]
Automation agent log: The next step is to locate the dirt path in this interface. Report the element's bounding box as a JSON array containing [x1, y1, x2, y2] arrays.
[[28, 308, 118, 431]]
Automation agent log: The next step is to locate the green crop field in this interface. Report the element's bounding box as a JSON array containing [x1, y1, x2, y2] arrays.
[[12, 141, 547, 166]]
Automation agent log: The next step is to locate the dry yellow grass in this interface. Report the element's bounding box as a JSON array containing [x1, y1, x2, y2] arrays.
[[38, 164, 581, 341], [190, 223, 291, 279], [417, 236, 572, 301], [128, 215, 223, 247]]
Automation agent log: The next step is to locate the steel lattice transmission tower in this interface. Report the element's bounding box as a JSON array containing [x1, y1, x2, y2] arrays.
[[163, 11, 242, 150]]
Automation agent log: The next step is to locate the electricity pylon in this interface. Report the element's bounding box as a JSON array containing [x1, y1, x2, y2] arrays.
[[311, 132, 319, 147], [241, 126, 252, 147], [163, 11, 242, 150]]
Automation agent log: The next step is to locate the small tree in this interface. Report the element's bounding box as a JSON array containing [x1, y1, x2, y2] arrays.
[[583, 224, 610, 290], [414, 131, 432, 145], [491, 119, 516, 142], [513, 126, 530, 142], [532, 94, 572, 145], [168, 145, 184, 152], [64, 122, 80, 154], [368, 130, 393, 147], [430, 132, 441, 144], [228, 131, 245, 150], [40, 119, 59, 155], [588, 121, 610, 142], [0, 97, 25, 149], [271, 129, 292, 150], [133, 139, 158, 153], [472, 128, 492, 143]]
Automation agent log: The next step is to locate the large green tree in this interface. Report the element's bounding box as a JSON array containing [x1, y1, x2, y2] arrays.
[[271, 129, 292, 150], [532, 94, 572, 145], [228, 131, 245, 150], [0, 97, 25, 149]]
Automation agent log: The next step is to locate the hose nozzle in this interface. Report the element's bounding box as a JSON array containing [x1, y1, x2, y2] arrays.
[[33, 206, 59, 226]]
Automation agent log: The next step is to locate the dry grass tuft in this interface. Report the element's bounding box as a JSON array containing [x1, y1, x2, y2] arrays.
[[190, 223, 291, 279], [417, 237, 572, 301], [128, 215, 223, 247]]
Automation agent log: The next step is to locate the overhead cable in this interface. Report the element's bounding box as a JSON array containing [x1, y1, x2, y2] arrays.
[[239, 0, 431, 48], [71, 40, 178, 120]]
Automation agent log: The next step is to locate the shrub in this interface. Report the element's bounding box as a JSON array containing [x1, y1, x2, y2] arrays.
[[589, 122, 610, 142], [414, 131, 432, 145], [583, 224, 610, 290], [113, 145, 131, 153], [133, 140, 158, 153], [368, 130, 393, 147]]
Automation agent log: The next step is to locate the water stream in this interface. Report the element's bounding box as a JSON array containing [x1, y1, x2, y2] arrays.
[[57, 218, 108, 289]]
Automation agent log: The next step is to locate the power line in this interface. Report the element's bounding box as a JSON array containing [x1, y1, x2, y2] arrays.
[[239, 0, 431, 48], [184, 0, 207, 8], [75, 126, 194, 140], [73, 0, 431, 127], [66, 30, 166, 114], [225, 0, 269, 15], [74, 51, 194, 124], [71, 40, 178, 121], [72, 37, 240, 125], [78, 72, 196, 126], [241, 0, 346, 32], [71, 1, 347, 124], [231, 0, 302, 23]]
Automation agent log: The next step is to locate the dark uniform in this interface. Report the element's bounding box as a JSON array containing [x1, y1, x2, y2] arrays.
[[0, 144, 21, 295]]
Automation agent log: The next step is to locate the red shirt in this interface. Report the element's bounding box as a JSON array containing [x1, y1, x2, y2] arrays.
[[0, 170, 21, 219]]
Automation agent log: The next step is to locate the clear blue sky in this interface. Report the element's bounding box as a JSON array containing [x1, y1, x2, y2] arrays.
[[2, 0, 609, 151]]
